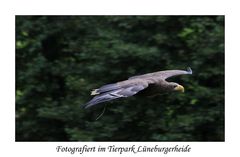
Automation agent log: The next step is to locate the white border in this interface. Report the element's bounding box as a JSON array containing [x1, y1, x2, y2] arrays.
[[1, 0, 240, 157]]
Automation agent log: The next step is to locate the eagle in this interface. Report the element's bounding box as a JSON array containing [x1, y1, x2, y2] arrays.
[[83, 67, 192, 109]]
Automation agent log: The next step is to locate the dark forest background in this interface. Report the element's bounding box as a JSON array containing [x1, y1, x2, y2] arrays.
[[16, 16, 224, 141]]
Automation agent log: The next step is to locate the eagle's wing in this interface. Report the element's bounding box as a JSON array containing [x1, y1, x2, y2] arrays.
[[155, 67, 192, 80], [129, 67, 192, 80], [83, 79, 149, 108]]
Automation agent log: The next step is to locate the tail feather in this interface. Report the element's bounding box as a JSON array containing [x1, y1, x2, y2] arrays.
[[84, 90, 123, 108]]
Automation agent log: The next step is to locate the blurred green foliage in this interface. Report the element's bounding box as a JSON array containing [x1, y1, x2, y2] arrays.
[[16, 16, 224, 141]]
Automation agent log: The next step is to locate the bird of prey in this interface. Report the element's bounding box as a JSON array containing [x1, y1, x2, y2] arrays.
[[83, 67, 192, 109]]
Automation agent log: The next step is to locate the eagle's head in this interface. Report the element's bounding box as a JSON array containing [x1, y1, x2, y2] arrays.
[[169, 82, 185, 93]]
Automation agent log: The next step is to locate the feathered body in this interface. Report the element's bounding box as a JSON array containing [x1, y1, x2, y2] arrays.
[[83, 67, 192, 108]]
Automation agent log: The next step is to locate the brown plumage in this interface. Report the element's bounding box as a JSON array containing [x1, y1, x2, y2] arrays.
[[83, 67, 192, 108]]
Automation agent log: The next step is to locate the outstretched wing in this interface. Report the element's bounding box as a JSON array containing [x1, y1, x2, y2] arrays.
[[83, 80, 149, 108], [155, 67, 192, 80], [129, 67, 192, 80]]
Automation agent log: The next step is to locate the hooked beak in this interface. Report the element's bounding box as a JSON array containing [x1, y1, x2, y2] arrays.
[[174, 85, 184, 93]]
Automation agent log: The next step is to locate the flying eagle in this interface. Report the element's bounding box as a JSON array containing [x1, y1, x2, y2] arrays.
[[83, 67, 192, 108]]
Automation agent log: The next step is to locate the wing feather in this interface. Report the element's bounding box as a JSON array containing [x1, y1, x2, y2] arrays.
[[83, 82, 148, 108], [128, 67, 192, 80]]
